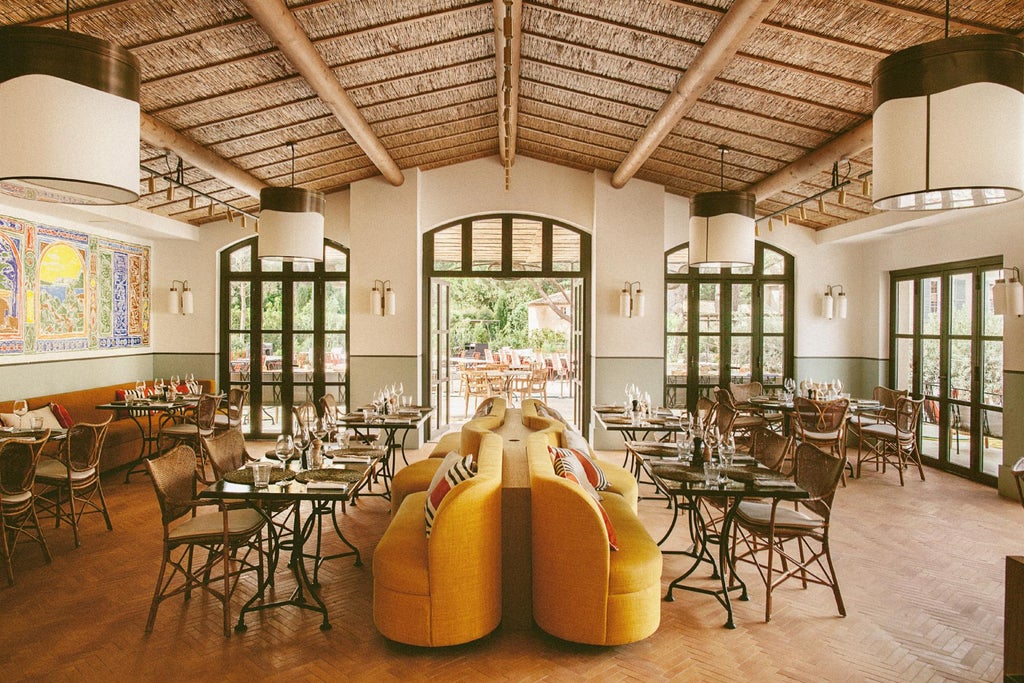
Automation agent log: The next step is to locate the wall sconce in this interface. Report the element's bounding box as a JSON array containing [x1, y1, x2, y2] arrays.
[[168, 280, 193, 315], [372, 279, 396, 316], [822, 284, 847, 320], [619, 281, 644, 318], [993, 267, 1024, 317]]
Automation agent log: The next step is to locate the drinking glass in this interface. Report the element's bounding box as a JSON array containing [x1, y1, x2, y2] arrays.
[[676, 432, 691, 461], [720, 434, 735, 467], [135, 379, 146, 396], [275, 434, 293, 470], [703, 461, 720, 486], [154, 377, 164, 390], [784, 377, 796, 393], [171, 374, 180, 388], [12, 399, 28, 428]]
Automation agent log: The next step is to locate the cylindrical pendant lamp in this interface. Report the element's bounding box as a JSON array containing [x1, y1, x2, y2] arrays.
[[872, 34, 1024, 211], [258, 187, 325, 262], [0, 26, 140, 205], [688, 191, 756, 267]]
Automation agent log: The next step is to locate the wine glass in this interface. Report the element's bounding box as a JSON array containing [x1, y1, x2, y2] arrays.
[[833, 378, 843, 396], [275, 434, 294, 471], [135, 379, 146, 398], [13, 399, 28, 428], [784, 377, 795, 393], [171, 374, 180, 388], [295, 428, 310, 462]]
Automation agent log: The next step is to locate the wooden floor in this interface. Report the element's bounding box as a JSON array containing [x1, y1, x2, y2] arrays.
[[1, 442, 1018, 682]]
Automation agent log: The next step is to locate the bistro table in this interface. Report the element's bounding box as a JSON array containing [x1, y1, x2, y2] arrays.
[[0, 427, 66, 443], [199, 452, 380, 632], [96, 396, 201, 482], [651, 460, 808, 629], [333, 407, 433, 498]]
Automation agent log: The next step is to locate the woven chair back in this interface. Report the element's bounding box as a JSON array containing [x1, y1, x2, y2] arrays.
[[873, 386, 908, 411], [696, 395, 717, 432], [0, 434, 48, 499], [146, 445, 199, 527], [319, 393, 339, 423], [793, 442, 845, 520], [730, 381, 763, 404], [292, 401, 318, 433], [893, 396, 924, 444], [793, 397, 849, 433], [225, 387, 248, 421], [63, 418, 111, 473], [749, 427, 792, 472], [203, 429, 247, 480], [194, 394, 221, 431]]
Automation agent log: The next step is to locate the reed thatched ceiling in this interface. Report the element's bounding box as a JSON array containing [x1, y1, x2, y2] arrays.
[[4, 0, 1022, 230]]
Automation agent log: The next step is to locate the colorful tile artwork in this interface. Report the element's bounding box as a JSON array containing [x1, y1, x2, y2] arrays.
[[0, 213, 149, 355]]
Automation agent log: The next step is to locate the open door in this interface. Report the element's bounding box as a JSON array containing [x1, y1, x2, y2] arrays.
[[428, 278, 452, 437], [570, 278, 588, 433]]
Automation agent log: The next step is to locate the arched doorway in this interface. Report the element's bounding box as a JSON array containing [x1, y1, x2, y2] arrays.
[[218, 236, 349, 438], [423, 214, 591, 436], [664, 241, 795, 411]]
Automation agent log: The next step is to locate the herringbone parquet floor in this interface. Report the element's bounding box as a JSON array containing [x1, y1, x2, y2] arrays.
[[0, 442, 1018, 682]]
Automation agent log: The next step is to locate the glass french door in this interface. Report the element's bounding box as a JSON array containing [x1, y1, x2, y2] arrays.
[[428, 279, 452, 435], [665, 242, 793, 411], [891, 258, 1003, 484], [570, 279, 586, 428], [219, 237, 349, 439]]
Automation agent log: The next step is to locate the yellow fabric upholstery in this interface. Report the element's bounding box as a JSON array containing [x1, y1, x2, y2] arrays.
[[392, 398, 508, 509], [527, 432, 661, 645], [373, 432, 503, 647]]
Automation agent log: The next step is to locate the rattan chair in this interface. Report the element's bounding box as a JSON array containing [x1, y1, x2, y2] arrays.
[[695, 395, 717, 436], [35, 418, 113, 548], [159, 393, 221, 479], [855, 396, 925, 485], [791, 397, 850, 484], [144, 445, 266, 636], [319, 393, 341, 427], [1013, 458, 1024, 511], [848, 386, 907, 456], [731, 442, 847, 622], [0, 433, 52, 586], [292, 401, 318, 434], [213, 386, 248, 432], [715, 387, 765, 441], [748, 427, 793, 474]]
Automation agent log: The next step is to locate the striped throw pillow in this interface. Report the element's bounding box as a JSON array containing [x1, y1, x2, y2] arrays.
[[548, 445, 609, 491], [425, 453, 475, 537], [551, 451, 618, 551]]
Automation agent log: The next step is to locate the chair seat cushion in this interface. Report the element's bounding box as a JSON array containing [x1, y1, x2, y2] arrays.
[[35, 457, 96, 482], [168, 508, 265, 542], [213, 414, 240, 428], [860, 423, 897, 440], [0, 490, 32, 505], [736, 501, 823, 530], [799, 429, 840, 442]]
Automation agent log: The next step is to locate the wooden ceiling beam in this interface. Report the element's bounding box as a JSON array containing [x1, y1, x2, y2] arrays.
[[611, 0, 783, 188], [139, 113, 268, 199], [744, 119, 873, 203], [494, 0, 523, 167], [240, 0, 403, 186]]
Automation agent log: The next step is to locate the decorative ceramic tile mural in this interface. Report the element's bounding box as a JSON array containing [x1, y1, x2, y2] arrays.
[[0, 213, 149, 355]]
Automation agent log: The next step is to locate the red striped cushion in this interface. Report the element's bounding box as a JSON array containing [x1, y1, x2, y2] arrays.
[[424, 453, 475, 537], [551, 451, 618, 551], [548, 445, 609, 491], [49, 402, 74, 428]]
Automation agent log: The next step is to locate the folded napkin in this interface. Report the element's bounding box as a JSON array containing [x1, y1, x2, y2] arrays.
[[755, 479, 800, 489], [330, 456, 375, 464], [305, 480, 350, 491]]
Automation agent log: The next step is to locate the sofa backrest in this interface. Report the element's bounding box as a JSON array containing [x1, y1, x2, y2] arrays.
[[0, 380, 216, 424], [520, 399, 564, 447], [460, 397, 507, 455]]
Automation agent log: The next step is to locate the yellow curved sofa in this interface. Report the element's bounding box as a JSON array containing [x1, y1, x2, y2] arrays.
[[527, 430, 662, 645], [519, 399, 639, 509], [373, 431, 503, 646], [391, 398, 507, 511]]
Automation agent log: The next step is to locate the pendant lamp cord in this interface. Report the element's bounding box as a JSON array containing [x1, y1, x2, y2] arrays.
[[287, 142, 296, 187], [65, 0, 70, 30], [944, 0, 950, 38], [718, 146, 726, 191]]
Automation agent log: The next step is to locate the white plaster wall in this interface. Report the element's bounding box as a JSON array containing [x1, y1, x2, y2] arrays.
[[856, 200, 1024, 371], [418, 156, 594, 232], [592, 170, 665, 358], [663, 193, 690, 252], [349, 171, 420, 357]]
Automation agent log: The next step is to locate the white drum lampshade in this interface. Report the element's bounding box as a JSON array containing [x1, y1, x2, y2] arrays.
[[872, 34, 1024, 211], [688, 191, 756, 267], [0, 26, 140, 205], [258, 187, 325, 262]]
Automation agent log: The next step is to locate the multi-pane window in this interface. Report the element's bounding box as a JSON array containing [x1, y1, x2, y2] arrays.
[[219, 237, 349, 438], [664, 242, 794, 411]]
